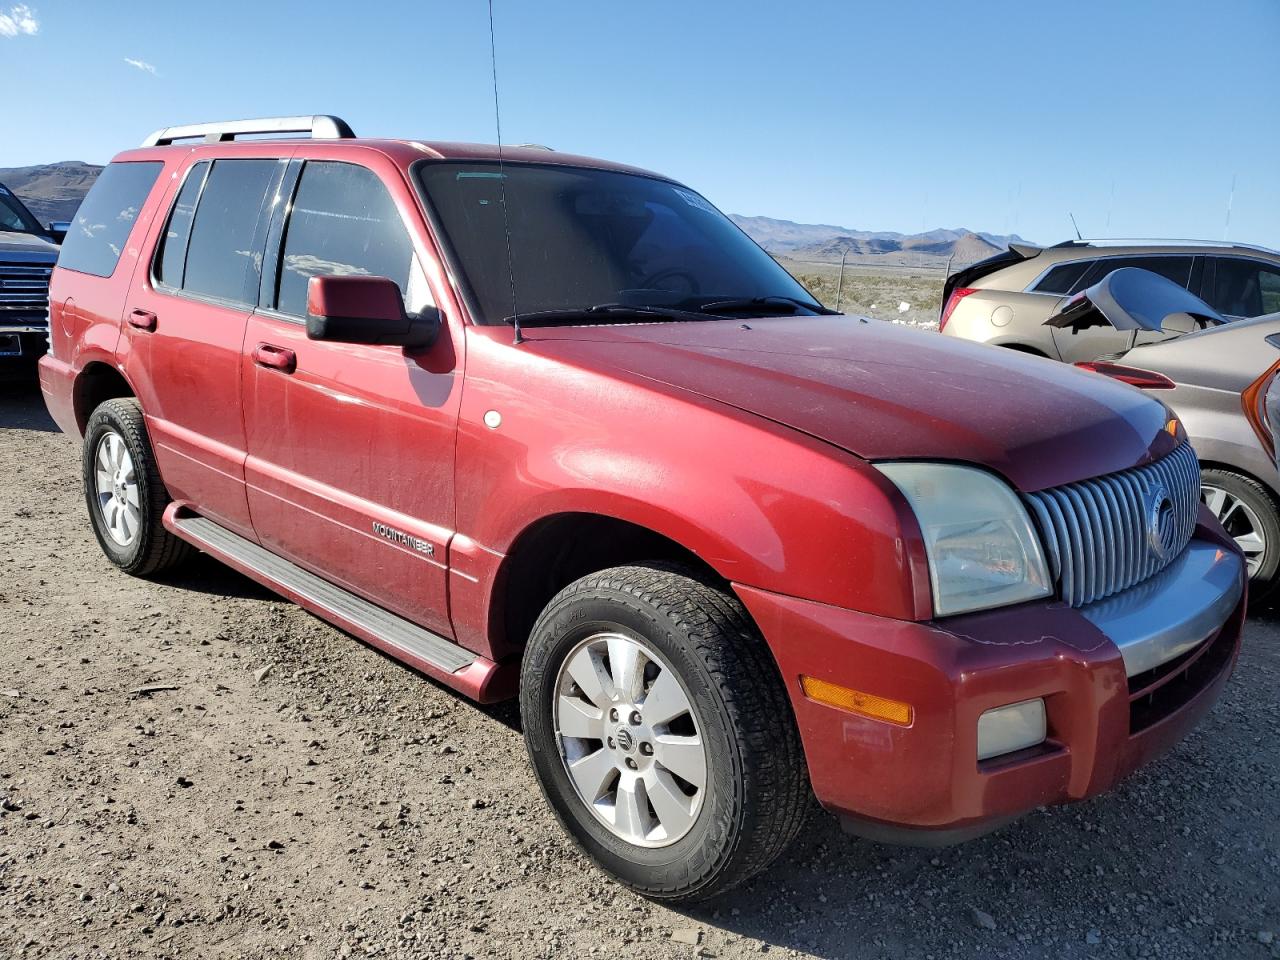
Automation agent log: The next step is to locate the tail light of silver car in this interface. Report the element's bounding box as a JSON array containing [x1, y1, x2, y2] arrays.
[[938, 287, 978, 331], [1074, 360, 1176, 390]]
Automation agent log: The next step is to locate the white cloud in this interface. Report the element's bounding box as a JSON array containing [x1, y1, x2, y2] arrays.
[[0, 4, 38, 37], [124, 57, 158, 75]]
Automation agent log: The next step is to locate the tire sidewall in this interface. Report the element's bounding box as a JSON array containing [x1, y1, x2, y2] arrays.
[[82, 403, 155, 572], [1202, 468, 1280, 590], [521, 589, 744, 896]]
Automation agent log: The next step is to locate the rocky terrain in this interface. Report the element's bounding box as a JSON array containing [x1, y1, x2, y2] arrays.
[[0, 380, 1277, 960]]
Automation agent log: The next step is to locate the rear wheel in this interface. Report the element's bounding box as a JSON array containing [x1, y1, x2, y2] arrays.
[[1200, 467, 1280, 605], [520, 564, 809, 902], [82, 398, 191, 576]]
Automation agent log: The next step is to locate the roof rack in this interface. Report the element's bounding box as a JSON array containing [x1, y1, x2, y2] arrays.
[[141, 115, 356, 148], [1078, 237, 1280, 256]]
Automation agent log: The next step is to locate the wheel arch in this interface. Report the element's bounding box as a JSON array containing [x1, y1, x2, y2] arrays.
[[490, 510, 730, 661], [73, 361, 137, 435]]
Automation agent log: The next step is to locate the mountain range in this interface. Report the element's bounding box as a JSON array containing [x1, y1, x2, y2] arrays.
[[0, 161, 103, 225], [729, 215, 1025, 266], [0, 162, 1023, 266]]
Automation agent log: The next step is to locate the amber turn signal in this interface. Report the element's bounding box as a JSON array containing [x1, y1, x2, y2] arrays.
[[799, 676, 913, 726]]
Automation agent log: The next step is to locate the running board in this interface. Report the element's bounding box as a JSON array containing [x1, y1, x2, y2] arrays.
[[165, 509, 515, 702]]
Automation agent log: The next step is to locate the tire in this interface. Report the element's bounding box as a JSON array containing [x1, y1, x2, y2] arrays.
[[82, 398, 191, 577], [520, 564, 809, 902], [1200, 467, 1280, 606]]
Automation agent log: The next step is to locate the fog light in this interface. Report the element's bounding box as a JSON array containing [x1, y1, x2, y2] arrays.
[[976, 698, 1046, 761]]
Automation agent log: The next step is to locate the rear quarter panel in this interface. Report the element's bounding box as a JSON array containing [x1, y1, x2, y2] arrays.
[[46, 152, 187, 432], [943, 289, 1062, 357]]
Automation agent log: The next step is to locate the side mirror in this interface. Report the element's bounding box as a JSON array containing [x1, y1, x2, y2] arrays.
[[305, 275, 440, 348], [46, 221, 70, 244]]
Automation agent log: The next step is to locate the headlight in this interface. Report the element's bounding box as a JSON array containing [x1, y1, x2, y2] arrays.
[[876, 462, 1052, 616]]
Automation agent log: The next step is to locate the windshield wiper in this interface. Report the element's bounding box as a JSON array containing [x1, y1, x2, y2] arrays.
[[694, 296, 838, 316], [504, 303, 716, 327]]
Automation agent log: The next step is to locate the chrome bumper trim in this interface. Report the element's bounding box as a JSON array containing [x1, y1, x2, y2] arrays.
[[0, 325, 48, 335], [1082, 539, 1243, 677]]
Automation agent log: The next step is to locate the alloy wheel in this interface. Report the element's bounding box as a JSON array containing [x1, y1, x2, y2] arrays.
[[553, 631, 707, 848], [1202, 482, 1265, 577], [93, 430, 140, 547]]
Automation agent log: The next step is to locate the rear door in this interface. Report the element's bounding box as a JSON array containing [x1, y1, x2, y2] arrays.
[[122, 155, 288, 538], [241, 155, 461, 636], [1049, 254, 1196, 361]]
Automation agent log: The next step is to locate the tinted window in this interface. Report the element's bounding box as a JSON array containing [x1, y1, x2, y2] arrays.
[[1032, 260, 1092, 295], [58, 161, 162, 278], [1209, 258, 1280, 318], [276, 162, 427, 318], [417, 161, 819, 323], [183, 159, 279, 305], [0, 185, 40, 234], [154, 162, 210, 288], [1079, 255, 1193, 290]]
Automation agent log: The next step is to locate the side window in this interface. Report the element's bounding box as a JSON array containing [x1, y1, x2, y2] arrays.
[[275, 161, 429, 319], [1209, 258, 1280, 318], [182, 159, 280, 305], [1032, 260, 1092, 295], [1077, 255, 1194, 291], [57, 161, 163, 278], [154, 162, 210, 288]]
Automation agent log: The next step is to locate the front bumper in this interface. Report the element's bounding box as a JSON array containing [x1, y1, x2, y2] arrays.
[[736, 514, 1245, 844], [0, 323, 49, 367]]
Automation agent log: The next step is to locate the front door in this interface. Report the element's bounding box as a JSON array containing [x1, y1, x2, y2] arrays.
[[124, 156, 288, 539], [242, 158, 461, 636]]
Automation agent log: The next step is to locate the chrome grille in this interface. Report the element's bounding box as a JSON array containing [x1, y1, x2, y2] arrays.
[[0, 260, 52, 320], [1025, 443, 1200, 608]]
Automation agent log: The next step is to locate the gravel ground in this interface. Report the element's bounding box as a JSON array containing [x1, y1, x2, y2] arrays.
[[1, 377, 1278, 960]]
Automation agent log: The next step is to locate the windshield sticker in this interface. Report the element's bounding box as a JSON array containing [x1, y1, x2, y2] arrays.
[[673, 188, 716, 214]]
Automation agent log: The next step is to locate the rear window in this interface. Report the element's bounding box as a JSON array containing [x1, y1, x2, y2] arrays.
[[1032, 260, 1092, 295], [181, 159, 281, 305], [58, 161, 162, 278]]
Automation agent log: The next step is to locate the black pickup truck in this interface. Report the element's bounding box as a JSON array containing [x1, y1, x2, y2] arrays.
[[0, 182, 64, 373]]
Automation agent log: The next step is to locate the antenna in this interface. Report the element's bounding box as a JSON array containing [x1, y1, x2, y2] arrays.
[[1069, 212, 1083, 241], [487, 0, 522, 345], [1224, 173, 1236, 242]]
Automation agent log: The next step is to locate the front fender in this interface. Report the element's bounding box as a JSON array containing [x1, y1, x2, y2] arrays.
[[449, 330, 930, 656]]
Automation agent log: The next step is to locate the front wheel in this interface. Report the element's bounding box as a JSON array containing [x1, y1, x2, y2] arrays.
[[520, 565, 809, 902], [1201, 467, 1280, 606]]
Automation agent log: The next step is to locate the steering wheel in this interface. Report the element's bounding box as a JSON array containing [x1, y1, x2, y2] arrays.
[[636, 267, 700, 296]]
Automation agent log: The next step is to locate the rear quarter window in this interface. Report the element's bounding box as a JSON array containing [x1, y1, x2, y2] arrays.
[[1031, 260, 1093, 295], [58, 161, 163, 278]]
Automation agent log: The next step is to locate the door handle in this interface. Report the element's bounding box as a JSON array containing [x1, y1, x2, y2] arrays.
[[253, 342, 297, 374], [127, 309, 157, 331]]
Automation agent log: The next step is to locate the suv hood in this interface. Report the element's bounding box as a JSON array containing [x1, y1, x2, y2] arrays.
[[0, 231, 58, 259], [525, 315, 1176, 493]]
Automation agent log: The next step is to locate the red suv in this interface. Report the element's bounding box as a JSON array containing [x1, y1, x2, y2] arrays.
[[40, 116, 1246, 901]]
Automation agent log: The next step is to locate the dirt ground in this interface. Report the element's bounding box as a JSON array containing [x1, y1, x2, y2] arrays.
[[1, 377, 1278, 960]]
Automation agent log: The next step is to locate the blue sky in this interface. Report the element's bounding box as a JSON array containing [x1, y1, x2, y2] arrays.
[[3, 0, 1279, 247]]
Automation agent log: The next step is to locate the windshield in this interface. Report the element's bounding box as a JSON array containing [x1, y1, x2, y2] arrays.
[[0, 185, 41, 235], [416, 161, 823, 324]]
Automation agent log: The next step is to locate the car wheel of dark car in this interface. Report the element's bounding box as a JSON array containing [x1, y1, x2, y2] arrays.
[[82, 398, 191, 577], [1200, 467, 1280, 606], [519, 564, 810, 903]]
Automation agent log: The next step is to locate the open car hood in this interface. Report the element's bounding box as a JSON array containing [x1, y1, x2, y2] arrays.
[[1045, 266, 1226, 333]]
